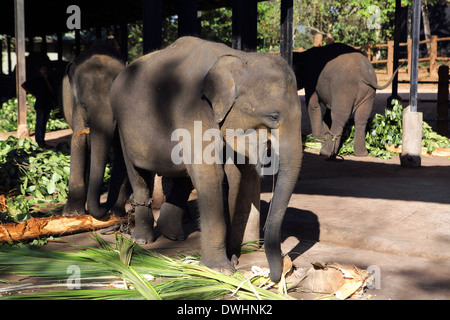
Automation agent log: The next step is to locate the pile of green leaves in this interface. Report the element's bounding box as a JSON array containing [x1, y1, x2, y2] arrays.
[[0, 95, 69, 133], [305, 100, 450, 159], [0, 234, 292, 300], [0, 136, 71, 222], [339, 99, 405, 159]]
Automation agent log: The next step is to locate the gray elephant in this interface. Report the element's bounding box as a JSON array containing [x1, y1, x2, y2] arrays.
[[62, 44, 129, 219], [110, 37, 302, 283], [293, 43, 399, 157]]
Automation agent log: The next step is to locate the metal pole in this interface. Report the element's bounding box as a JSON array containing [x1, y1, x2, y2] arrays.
[[409, 0, 421, 113], [14, 0, 29, 137]]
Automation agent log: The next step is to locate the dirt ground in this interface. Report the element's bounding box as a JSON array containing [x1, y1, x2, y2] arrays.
[[1, 79, 449, 300]]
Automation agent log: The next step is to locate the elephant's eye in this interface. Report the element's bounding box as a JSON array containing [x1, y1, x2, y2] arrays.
[[268, 112, 280, 121]]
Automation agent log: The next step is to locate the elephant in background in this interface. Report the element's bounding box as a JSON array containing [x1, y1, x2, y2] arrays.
[[110, 37, 303, 283], [293, 43, 400, 157], [62, 43, 129, 219]]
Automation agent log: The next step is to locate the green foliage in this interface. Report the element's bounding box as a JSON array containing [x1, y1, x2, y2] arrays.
[[0, 95, 69, 133], [309, 99, 450, 159], [0, 234, 292, 300], [201, 8, 233, 46], [0, 136, 71, 222]]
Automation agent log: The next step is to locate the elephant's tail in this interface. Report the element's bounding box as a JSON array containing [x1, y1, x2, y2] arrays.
[[365, 61, 406, 90]]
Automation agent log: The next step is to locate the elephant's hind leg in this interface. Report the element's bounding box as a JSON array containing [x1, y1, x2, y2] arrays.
[[122, 152, 156, 244], [353, 95, 374, 157], [320, 96, 354, 157], [157, 177, 193, 241]]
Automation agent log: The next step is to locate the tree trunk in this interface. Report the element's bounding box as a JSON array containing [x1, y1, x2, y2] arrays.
[[0, 215, 130, 242]]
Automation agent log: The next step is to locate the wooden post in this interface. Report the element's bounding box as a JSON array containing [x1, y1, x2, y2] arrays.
[[232, 0, 257, 52], [387, 40, 394, 77], [40, 34, 47, 55], [57, 32, 63, 61], [143, 0, 162, 54], [280, 0, 293, 67], [7, 36, 12, 74], [14, 0, 29, 138], [436, 65, 449, 136], [120, 23, 128, 62], [314, 33, 323, 47], [387, 0, 402, 108], [75, 29, 81, 56], [178, 0, 199, 38], [429, 35, 438, 78]]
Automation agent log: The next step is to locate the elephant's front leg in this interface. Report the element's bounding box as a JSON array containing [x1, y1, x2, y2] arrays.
[[225, 163, 260, 256], [63, 124, 88, 217], [189, 164, 235, 275], [86, 128, 114, 219]]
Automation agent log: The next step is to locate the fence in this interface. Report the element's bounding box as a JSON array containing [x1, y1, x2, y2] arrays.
[[355, 35, 450, 78]]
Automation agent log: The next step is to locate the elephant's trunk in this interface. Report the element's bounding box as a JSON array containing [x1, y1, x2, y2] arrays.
[[264, 127, 302, 283]]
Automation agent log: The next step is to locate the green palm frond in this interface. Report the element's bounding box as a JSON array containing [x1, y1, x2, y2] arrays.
[[0, 234, 293, 300]]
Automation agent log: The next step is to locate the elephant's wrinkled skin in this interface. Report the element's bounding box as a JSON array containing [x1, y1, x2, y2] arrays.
[[293, 43, 398, 157], [62, 45, 129, 219], [110, 37, 303, 282]]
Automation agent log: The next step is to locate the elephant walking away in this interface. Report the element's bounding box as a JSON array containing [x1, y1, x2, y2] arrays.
[[293, 43, 401, 157], [62, 43, 129, 219], [110, 37, 303, 282]]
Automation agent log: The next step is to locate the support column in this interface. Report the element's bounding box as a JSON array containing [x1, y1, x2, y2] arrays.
[[280, 0, 293, 67], [436, 65, 449, 137], [143, 0, 162, 54], [387, 0, 402, 107], [57, 32, 63, 61], [120, 23, 128, 62], [14, 0, 29, 137], [7, 36, 12, 74], [75, 29, 81, 56], [232, 0, 257, 52], [401, 0, 422, 168], [178, 0, 199, 38]]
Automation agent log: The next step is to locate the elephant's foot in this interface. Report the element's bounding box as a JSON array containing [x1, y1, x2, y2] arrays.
[[132, 228, 155, 245], [157, 202, 186, 241], [319, 144, 333, 157], [132, 208, 155, 244], [62, 202, 86, 217], [108, 205, 127, 217], [354, 145, 369, 157], [201, 255, 236, 275], [320, 133, 341, 157], [88, 205, 108, 220], [354, 149, 369, 157]]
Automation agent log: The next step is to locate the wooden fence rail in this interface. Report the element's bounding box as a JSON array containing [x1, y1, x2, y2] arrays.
[[301, 34, 450, 78], [354, 35, 450, 78]]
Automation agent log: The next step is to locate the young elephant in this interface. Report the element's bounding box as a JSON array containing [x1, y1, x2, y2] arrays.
[[62, 44, 129, 219], [293, 43, 399, 157], [110, 37, 303, 283]]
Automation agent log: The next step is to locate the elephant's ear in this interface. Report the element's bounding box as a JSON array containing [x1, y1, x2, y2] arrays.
[[201, 55, 242, 124], [66, 62, 79, 103]]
